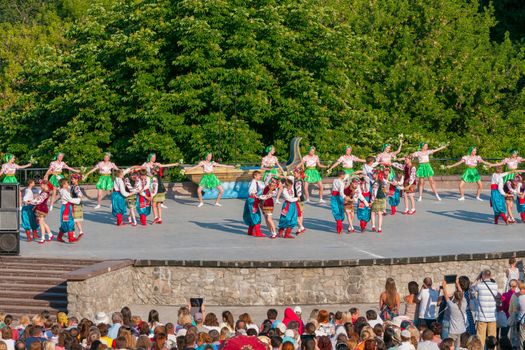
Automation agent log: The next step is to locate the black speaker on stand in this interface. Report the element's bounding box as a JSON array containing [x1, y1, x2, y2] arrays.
[[0, 184, 20, 255]]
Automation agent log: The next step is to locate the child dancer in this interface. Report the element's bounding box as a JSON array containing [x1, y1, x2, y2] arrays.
[[503, 175, 520, 223], [70, 174, 85, 239], [243, 171, 267, 237], [370, 170, 388, 233], [261, 177, 280, 238], [517, 176, 525, 223], [388, 170, 403, 215], [376, 137, 403, 180], [490, 166, 511, 225], [293, 167, 306, 234], [112, 169, 133, 226], [343, 178, 358, 233], [356, 176, 371, 232], [327, 146, 366, 176], [21, 179, 38, 242], [299, 146, 328, 203], [57, 178, 82, 243], [136, 170, 152, 226], [44, 153, 80, 210], [142, 153, 179, 209], [124, 171, 140, 226], [31, 181, 52, 243], [0, 154, 32, 183], [277, 179, 300, 239], [186, 153, 234, 208], [150, 166, 168, 224], [412, 142, 447, 201], [446, 146, 495, 201], [330, 171, 347, 234], [261, 146, 285, 203], [402, 156, 417, 215], [84, 153, 119, 209], [494, 150, 524, 182]]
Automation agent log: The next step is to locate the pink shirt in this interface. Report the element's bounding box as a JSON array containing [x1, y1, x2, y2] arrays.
[[462, 155, 482, 167], [96, 161, 118, 175], [1, 163, 18, 175], [302, 155, 319, 167], [49, 161, 66, 173], [261, 155, 279, 168], [199, 161, 217, 173], [337, 155, 357, 168], [503, 157, 523, 170], [376, 152, 393, 165]]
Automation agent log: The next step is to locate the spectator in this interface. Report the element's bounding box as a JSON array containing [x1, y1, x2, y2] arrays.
[[379, 278, 400, 321], [505, 258, 520, 292], [266, 309, 278, 325], [439, 338, 454, 350], [485, 336, 497, 350], [219, 312, 234, 333], [148, 310, 161, 332], [24, 327, 46, 349], [403, 281, 419, 322], [382, 327, 399, 350], [164, 323, 176, 348], [418, 329, 439, 350], [466, 335, 482, 350], [501, 279, 518, 322], [282, 308, 304, 334], [418, 278, 439, 328], [442, 280, 467, 348], [270, 336, 282, 350], [458, 276, 476, 335], [2, 327, 16, 350], [238, 314, 258, 333], [294, 307, 302, 322], [317, 310, 335, 338], [366, 311, 382, 328], [203, 314, 220, 333], [135, 335, 151, 350], [472, 269, 498, 347], [398, 330, 415, 350], [350, 308, 360, 325], [108, 313, 123, 339]]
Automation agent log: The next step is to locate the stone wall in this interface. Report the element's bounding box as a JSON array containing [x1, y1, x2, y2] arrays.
[[67, 253, 524, 317]]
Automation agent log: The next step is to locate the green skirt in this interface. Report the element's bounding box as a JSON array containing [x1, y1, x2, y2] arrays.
[[153, 193, 166, 203], [199, 173, 221, 189], [49, 174, 63, 187], [305, 168, 322, 183], [416, 163, 435, 178], [343, 168, 354, 175], [2, 175, 17, 184], [263, 168, 278, 182], [96, 175, 114, 191], [461, 167, 480, 183], [504, 172, 516, 182]]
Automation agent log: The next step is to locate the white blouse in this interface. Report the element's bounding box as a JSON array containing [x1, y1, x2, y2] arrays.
[[462, 155, 482, 167], [199, 161, 217, 173], [302, 155, 319, 167], [337, 155, 357, 168], [503, 157, 523, 170], [1, 163, 18, 175], [49, 161, 66, 173], [261, 155, 279, 168], [282, 188, 298, 202], [59, 188, 81, 205], [413, 151, 431, 163], [96, 161, 118, 175]]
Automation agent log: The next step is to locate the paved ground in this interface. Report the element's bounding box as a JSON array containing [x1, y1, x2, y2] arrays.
[[19, 190, 525, 261]]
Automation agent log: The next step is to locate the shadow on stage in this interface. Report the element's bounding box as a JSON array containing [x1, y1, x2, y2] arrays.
[[189, 219, 247, 235], [427, 209, 492, 224]]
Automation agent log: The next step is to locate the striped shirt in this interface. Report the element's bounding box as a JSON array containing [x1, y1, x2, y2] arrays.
[[473, 280, 498, 322]]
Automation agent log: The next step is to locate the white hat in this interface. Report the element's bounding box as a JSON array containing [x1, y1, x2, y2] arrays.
[[284, 329, 295, 338], [94, 312, 109, 325], [294, 306, 302, 314], [401, 330, 411, 338], [176, 329, 187, 337], [276, 322, 287, 333]]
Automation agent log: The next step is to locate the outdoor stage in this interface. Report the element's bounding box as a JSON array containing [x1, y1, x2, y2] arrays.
[[20, 190, 525, 261]]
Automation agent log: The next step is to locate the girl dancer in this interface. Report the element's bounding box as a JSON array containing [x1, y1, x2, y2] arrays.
[[356, 176, 371, 232], [261, 177, 280, 238], [344, 177, 362, 233], [136, 170, 152, 226], [370, 169, 388, 233], [276, 179, 300, 239], [0, 154, 32, 183], [142, 153, 179, 209], [186, 153, 234, 208], [124, 171, 141, 226], [376, 137, 403, 180], [57, 178, 82, 243], [503, 175, 520, 223], [150, 166, 168, 224], [490, 166, 512, 225], [293, 167, 306, 235], [388, 169, 403, 215], [70, 174, 85, 239], [44, 153, 80, 210], [31, 180, 52, 243], [260, 146, 285, 203], [402, 155, 417, 215], [298, 146, 327, 203], [494, 150, 523, 182], [330, 171, 347, 234], [84, 153, 119, 209], [243, 171, 267, 237], [21, 179, 38, 242], [112, 169, 133, 226], [412, 142, 448, 201], [327, 146, 366, 176], [517, 176, 525, 222], [446, 146, 495, 201]]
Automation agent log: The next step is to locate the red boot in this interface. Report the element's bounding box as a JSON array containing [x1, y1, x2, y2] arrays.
[[278, 229, 284, 238], [391, 206, 397, 215], [283, 228, 295, 239], [500, 213, 509, 224], [247, 226, 254, 236], [494, 215, 499, 225], [32, 230, 39, 240], [521, 213, 525, 222], [336, 220, 343, 234], [360, 220, 366, 232], [140, 214, 147, 226], [67, 232, 76, 243], [25, 230, 32, 242], [57, 231, 65, 243], [116, 214, 123, 226], [253, 224, 266, 237]]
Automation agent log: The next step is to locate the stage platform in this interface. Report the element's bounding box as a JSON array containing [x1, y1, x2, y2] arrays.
[[18, 190, 525, 262]]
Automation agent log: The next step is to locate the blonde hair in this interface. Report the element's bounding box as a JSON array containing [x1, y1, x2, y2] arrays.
[[32, 314, 45, 326], [19, 316, 30, 326], [44, 341, 55, 350], [360, 326, 374, 341]]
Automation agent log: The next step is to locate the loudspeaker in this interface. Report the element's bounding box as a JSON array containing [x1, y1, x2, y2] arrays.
[[0, 184, 19, 209], [0, 231, 20, 255]]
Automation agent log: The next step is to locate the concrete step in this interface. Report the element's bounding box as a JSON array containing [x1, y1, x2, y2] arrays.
[[0, 257, 100, 266], [0, 283, 66, 293], [0, 268, 69, 278], [0, 297, 67, 308], [0, 275, 66, 286], [1, 290, 67, 301], [0, 262, 94, 271], [0, 305, 67, 316]]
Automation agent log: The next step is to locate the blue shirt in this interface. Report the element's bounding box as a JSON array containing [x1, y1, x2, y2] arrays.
[[108, 323, 122, 339]]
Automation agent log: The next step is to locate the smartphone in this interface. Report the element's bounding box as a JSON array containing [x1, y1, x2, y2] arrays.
[[190, 298, 203, 317], [444, 274, 457, 283]]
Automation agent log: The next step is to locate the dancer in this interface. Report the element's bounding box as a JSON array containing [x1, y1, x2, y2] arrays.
[[124, 171, 141, 226], [44, 153, 80, 210], [298, 146, 327, 203], [136, 170, 152, 226], [84, 153, 119, 209], [494, 150, 524, 182], [186, 153, 234, 208], [276, 179, 300, 239], [70, 174, 85, 239], [112, 169, 133, 226], [141, 153, 179, 209], [330, 171, 347, 234], [0, 154, 32, 183], [503, 175, 521, 223], [388, 169, 403, 215], [343, 177, 362, 233], [402, 155, 417, 215], [356, 176, 371, 232], [21, 179, 39, 242], [260, 146, 285, 203], [446, 146, 495, 201], [57, 178, 82, 243], [261, 177, 280, 238], [517, 176, 525, 222], [293, 167, 306, 235], [327, 146, 366, 176], [370, 169, 388, 233], [31, 180, 52, 243], [243, 171, 267, 237], [376, 137, 404, 180], [412, 142, 448, 201], [490, 166, 512, 225], [150, 166, 168, 224]]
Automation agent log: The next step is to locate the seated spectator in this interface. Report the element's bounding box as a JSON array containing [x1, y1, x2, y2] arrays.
[[317, 310, 335, 338], [238, 314, 258, 333], [2, 327, 16, 350], [25, 327, 46, 349], [398, 330, 415, 350], [418, 329, 439, 350], [366, 311, 383, 328], [203, 314, 221, 333], [438, 338, 454, 350]]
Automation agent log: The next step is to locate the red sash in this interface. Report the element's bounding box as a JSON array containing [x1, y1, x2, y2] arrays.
[[62, 202, 73, 222], [332, 191, 340, 196], [139, 190, 151, 208], [490, 184, 498, 190]]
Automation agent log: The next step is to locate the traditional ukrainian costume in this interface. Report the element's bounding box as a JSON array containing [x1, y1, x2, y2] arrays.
[[338, 154, 359, 175], [502, 155, 523, 181], [243, 178, 266, 237], [48, 160, 67, 188], [1, 159, 18, 183], [371, 176, 388, 213], [95, 161, 118, 191], [112, 177, 132, 225], [32, 188, 51, 219], [388, 176, 403, 215], [21, 187, 38, 241], [278, 187, 301, 238], [136, 177, 152, 225], [261, 184, 276, 215], [413, 149, 435, 178], [490, 172, 509, 224], [199, 161, 221, 189], [71, 182, 84, 223], [516, 180, 525, 222], [151, 173, 166, 203], [376, 146, 396, 181], [302, 154, 322, 183], [461, 155, 482, 183], [356, 177, 371, 231], [58, 187, 81, 243], [330, 177, 346, 234], [124, 175, 139, 209], [404, 163, 417, 194], [261, 154, 280, 183]]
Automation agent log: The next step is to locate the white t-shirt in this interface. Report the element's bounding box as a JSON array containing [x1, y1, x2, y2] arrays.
[[397, 341, 416, 350], [418, 341, 440, 350], [418, 288, 439, 319]]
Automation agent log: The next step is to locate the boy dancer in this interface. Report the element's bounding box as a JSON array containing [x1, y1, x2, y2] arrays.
[[112, 169, 133, 226], [370, 170, 388, 232], [136, 170, 152, 226], [277, 179, 300, 239], [57, 178, 82, 243], [21, 179, 38, 241], [243, 171, 267, 237], [70, 174, 85, 239], [331, 171, 347, 234]]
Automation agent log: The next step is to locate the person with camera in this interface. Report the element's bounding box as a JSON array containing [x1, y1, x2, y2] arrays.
[[418, 277, 439, 328], [472, 269, 499, 347], [442, 279, 467, 348]]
